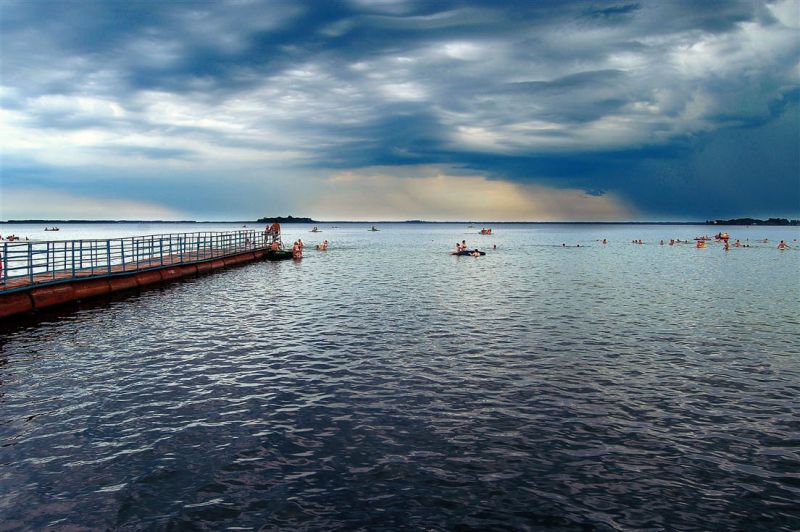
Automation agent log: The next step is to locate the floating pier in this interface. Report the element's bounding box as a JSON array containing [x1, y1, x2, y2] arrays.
[[0, 230, 280, 319]]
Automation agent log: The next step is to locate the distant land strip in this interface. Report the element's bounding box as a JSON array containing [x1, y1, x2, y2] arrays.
[[706, 218, 799, 226]]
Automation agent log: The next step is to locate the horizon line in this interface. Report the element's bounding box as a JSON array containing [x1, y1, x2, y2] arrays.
[[3, 218, 799, 225]]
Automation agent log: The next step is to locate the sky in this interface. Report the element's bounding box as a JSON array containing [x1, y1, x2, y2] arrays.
[[1, 0, 798, 221]]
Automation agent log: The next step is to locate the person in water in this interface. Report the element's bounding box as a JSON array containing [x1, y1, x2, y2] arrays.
[[470, 248, 481, 257], [271, 240, 280, 251], [602, 238, 608, 244], [777, 240, 788, 250], [316, 240, 329, 251], [292, 241, 302, 259], [461, 240, 467, 251]]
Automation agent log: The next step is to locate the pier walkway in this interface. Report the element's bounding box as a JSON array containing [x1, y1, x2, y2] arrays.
[[0, 230, 279, 318]]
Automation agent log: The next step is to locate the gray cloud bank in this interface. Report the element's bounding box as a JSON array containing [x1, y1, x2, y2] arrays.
[[1, 0, 798, 219]]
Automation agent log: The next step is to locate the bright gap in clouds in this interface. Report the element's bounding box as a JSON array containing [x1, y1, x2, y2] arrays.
[[310, 167, 634, 221]]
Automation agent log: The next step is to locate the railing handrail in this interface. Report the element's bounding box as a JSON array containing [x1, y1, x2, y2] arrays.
[[12, 229, 266, 244]]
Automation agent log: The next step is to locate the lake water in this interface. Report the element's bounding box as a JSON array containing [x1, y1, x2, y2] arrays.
[[1, 223, 799, 530]]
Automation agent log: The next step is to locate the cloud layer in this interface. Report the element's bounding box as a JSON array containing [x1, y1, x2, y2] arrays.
[[1, 0, 798, 220]]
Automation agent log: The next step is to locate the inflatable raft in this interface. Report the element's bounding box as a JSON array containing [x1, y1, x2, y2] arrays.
[[452, 250, 485, 256]]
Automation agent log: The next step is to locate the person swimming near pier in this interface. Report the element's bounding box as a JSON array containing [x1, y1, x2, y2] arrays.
[[777, 240, 788, 250], [316, 240, 329, 251]]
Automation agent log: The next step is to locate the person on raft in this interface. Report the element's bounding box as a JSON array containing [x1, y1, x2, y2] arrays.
[[470, 248, 482, 257]]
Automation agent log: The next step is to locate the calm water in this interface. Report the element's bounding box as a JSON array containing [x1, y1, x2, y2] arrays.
[[1, 223, 799, 530]]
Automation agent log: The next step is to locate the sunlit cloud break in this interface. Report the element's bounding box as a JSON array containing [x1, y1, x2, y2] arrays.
[[0, 0, 797, 221]]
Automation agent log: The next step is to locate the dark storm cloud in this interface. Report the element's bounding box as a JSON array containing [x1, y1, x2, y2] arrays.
[[1, 0, 798, 219]]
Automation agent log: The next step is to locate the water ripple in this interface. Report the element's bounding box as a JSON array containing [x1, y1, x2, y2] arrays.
[[1, 224, 799, 530]]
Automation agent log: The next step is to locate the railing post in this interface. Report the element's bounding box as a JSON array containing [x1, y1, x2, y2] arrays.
[[2, 242, 7, 285], [121, 239, 126, 272], [107, 240, 112, 274], [71, 241, 76, 278], [160, 238, 164, 266]]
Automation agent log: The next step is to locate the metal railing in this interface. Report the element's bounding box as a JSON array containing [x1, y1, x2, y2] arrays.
[[0, 230, 278, 291]]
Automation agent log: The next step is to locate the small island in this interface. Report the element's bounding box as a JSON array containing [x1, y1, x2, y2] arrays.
[[707, 217, 799, 226], [256, 215, 316, 224]]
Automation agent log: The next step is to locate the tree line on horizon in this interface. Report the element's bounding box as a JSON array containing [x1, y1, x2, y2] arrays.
[[706, 218, 799, 226]]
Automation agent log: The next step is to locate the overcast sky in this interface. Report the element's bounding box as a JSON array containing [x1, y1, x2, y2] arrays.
[[1, 0, 798, 221]]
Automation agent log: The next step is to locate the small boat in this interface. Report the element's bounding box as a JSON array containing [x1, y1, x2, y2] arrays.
[[480, 228, 492, 235], [44, 227, 60, 231], [265, 249, 293, 260], [452, 250, 485, 256], [310, 226, 321, 233], [369, 226, 379, 232]]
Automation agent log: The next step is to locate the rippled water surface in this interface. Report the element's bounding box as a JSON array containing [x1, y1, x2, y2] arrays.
[[1, 223, 799, 530]]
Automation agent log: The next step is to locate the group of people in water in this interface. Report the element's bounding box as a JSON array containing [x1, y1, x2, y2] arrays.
[[607, 233, 795, 250], [288, 239, 328, 258], [265, 222, 334, 258]]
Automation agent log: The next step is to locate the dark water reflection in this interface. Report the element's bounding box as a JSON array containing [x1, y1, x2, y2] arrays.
[[1, 224, 799, 530]]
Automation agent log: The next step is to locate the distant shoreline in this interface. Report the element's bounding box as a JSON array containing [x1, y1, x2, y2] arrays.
[[3, 219, 799, 225]]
